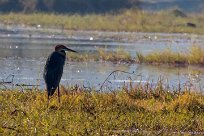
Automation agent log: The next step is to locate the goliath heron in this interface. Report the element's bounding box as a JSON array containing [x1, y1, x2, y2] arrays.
[[43, 44, 77, 104]]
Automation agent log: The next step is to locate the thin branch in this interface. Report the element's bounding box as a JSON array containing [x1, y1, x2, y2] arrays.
[[99, 70, 137, 92]]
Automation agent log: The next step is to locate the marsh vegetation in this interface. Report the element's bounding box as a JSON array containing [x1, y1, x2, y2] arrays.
[[137, 45, 204, 66], [0, 2, 204, 135], [67, 45, 204, 66], [0, 9, 204, 34], [0, 80, 203, 135]]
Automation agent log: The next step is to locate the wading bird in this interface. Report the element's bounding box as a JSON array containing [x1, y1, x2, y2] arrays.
[[43, 44, 77, 104]]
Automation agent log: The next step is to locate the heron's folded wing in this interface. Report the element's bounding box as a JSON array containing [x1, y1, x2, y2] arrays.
[[44, 52, 65, 90]]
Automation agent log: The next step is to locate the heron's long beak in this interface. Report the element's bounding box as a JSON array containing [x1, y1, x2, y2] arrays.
[[64, 47, 78, 53]]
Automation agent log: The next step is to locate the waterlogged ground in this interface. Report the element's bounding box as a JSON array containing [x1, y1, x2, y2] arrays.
[[0, 24, 203, 91]]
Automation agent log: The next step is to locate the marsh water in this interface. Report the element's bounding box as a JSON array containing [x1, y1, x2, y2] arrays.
[[0, 24, 203, 91]]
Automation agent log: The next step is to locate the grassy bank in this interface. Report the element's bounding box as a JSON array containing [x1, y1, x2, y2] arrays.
[[0, 9, 204, 34], [0, 83, 204, 135]]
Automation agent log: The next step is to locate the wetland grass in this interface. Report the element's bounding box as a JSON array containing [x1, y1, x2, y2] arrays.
[[67, 45, 204, 66], [0, 9, 204, 34], [137, 45, 204, 66], [68, 47, 133, 63], [0, 80, 204, 135]]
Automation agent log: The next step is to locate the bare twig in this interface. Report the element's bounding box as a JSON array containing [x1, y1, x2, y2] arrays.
[[99, 70, 137, 92]]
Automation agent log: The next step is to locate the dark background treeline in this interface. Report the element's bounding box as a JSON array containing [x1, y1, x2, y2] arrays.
[[0, 0, 203, 14], [0, 0, 140, 14]]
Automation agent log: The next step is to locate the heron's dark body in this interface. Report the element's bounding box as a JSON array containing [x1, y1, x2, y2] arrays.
[[43, 51, 66, 96]]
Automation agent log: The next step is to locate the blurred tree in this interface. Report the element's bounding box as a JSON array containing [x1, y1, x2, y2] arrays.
[[0, 0, 9, 4], [0, 0, 21, 12], [20, 0, 38, 13], [38, 0, 55, 11], [0, 0, 140, 13]]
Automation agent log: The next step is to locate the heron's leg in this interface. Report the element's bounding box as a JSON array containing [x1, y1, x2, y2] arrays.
[[47, 94, 50, 107], [58, 85, 60, 103]]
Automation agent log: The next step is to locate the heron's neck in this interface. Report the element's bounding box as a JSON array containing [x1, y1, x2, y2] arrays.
[[57, 50, 66, 57]]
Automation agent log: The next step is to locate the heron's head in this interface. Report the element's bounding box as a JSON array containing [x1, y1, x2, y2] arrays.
[[55, 45, 77, 53]]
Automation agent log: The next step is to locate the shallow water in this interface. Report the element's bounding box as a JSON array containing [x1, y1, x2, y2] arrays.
[[0, 25, 203, 91]]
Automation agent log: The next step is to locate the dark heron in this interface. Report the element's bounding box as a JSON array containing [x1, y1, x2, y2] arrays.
[[43, 44, 77, 104]]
